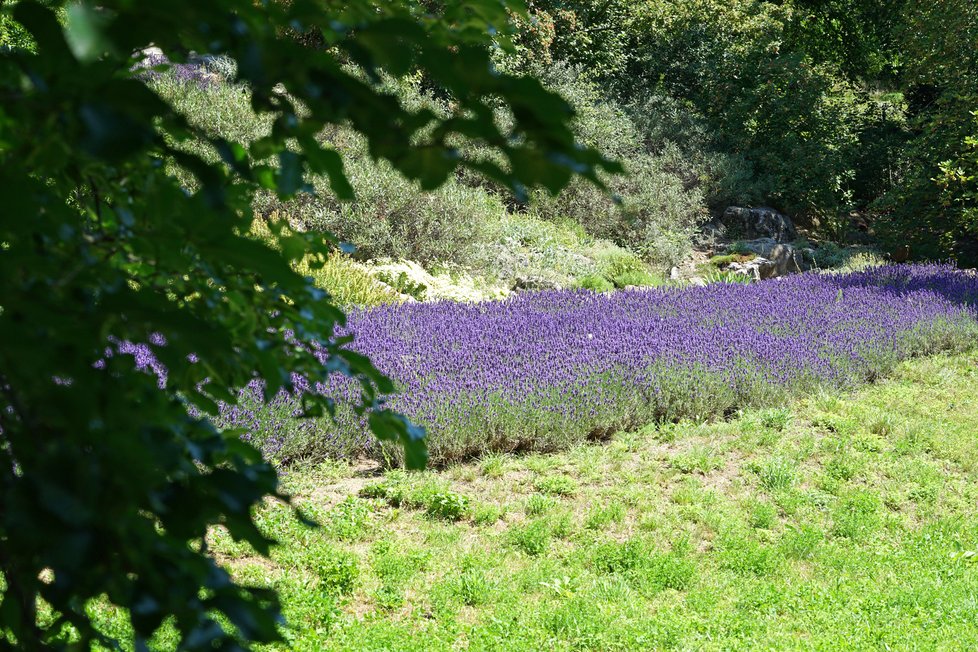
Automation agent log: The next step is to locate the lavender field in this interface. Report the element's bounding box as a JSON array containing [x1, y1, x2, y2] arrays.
[[223, 264, 978, 464]]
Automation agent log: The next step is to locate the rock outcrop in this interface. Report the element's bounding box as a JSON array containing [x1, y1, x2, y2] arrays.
[[721, 207, 798, 243], [726, 238, 810, 280]]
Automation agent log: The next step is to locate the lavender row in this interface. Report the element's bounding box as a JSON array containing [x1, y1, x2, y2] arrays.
[[220, 264, 978, 464]]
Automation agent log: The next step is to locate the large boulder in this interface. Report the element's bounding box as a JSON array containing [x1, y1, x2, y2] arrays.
[[721, 207, 797, 243], [728, 238, 809, 280]]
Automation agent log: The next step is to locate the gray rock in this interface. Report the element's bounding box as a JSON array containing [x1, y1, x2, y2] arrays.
[[726, 259, 765, 282], [736, 238, 809, 279], [669, 266, 681, 280], [137, 46, 166, 67], [512, 276, 562, 291], [721, 206, 797, 243]]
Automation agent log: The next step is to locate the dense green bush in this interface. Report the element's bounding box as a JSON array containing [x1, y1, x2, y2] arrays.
[[500, 0, 978, 262], [154, 73, 507, 267], [874, 0, 978, 264], [284, 155, 506, 266], [528, 66, 707, 266], [624, 92, 770, 211], [623, 1, 890, 220]]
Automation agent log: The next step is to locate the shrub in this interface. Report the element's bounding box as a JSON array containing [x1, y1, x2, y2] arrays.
[[250, 218, 402, 307], [528, 65, 707, 267], [617, 0, 907, 224], [532, 152, 706, 267], [274, 154, 505, 267], [298, 254, 402, 307], [597, 250, 665, 287], [155, 73, 506, 269], [575, 273, 615, 293], [625, 92, 770, 212]]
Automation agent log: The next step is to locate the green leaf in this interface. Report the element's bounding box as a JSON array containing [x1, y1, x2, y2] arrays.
[[65, 2, 115, 62]]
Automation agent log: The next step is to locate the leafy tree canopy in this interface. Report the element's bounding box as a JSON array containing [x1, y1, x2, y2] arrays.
[[0, 0, 617, 648]]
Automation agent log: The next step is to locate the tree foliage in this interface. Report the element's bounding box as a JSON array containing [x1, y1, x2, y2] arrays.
[[0, 0, 615, 647], [507, 0, 978, 261], [875, 0, 978, 261]]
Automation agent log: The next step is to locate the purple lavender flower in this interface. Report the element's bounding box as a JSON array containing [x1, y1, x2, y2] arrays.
[[201, 264, 978, 463]]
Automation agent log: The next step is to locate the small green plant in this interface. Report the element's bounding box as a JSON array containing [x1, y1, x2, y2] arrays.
[[525, 494, 558, 516], [534, 474, 578, 496], [609, 269, 664, 288], [371, 540, 429, 578], [539, 575, 577, 598], [375, 270, 428, 301], [727, 241, 756, 255], [759, 408, 792, 431], [509, 519, 552, 556], [360, 475, 408, 506], [575, 273, 615, 293], [825, 453, 861, 481], [670, 446, 722, 474], [584, 502, 626, 530], [718, 535, 781, 576], [701, 268, 753, 285], [747, 499, 778, 529], [866, 412, 898, 438], [779, 523, 823, 559], [372, 584, 405, 611], [480, 453, 507, 478], [831, 490, 882, 539], [709, 252, 756, 267], [425, 491, 470, 521], [328, 496, 373, 541], [472, 504, 505, 525], [550, 511, 574, 539], [298, 253, 400, 307], [754, 457, 798, 491], [451, 569, 493, 606], [314, 549, 359, 596], [592, 538, 648, 574], [642, 553, 697, 592]]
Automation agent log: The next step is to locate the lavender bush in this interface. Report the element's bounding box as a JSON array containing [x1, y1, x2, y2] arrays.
[[218, 264, 978, 465]]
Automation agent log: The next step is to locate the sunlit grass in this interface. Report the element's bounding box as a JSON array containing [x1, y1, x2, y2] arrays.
[[89, 349, 978, 650]]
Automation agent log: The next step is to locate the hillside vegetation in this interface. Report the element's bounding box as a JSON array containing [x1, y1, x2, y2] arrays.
[[2, 1, 976, 648], [91, 350, 978, 650], [135, 0, 978, 299]]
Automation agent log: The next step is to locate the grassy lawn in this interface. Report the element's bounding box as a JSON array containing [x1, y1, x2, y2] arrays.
[[197, 350, 978, 650]]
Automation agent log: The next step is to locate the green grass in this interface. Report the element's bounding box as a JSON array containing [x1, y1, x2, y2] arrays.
[[95, 351, 978, 649]]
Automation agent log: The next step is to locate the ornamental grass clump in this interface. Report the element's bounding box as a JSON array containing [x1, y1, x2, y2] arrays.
[[221, 264, 978, 465]]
